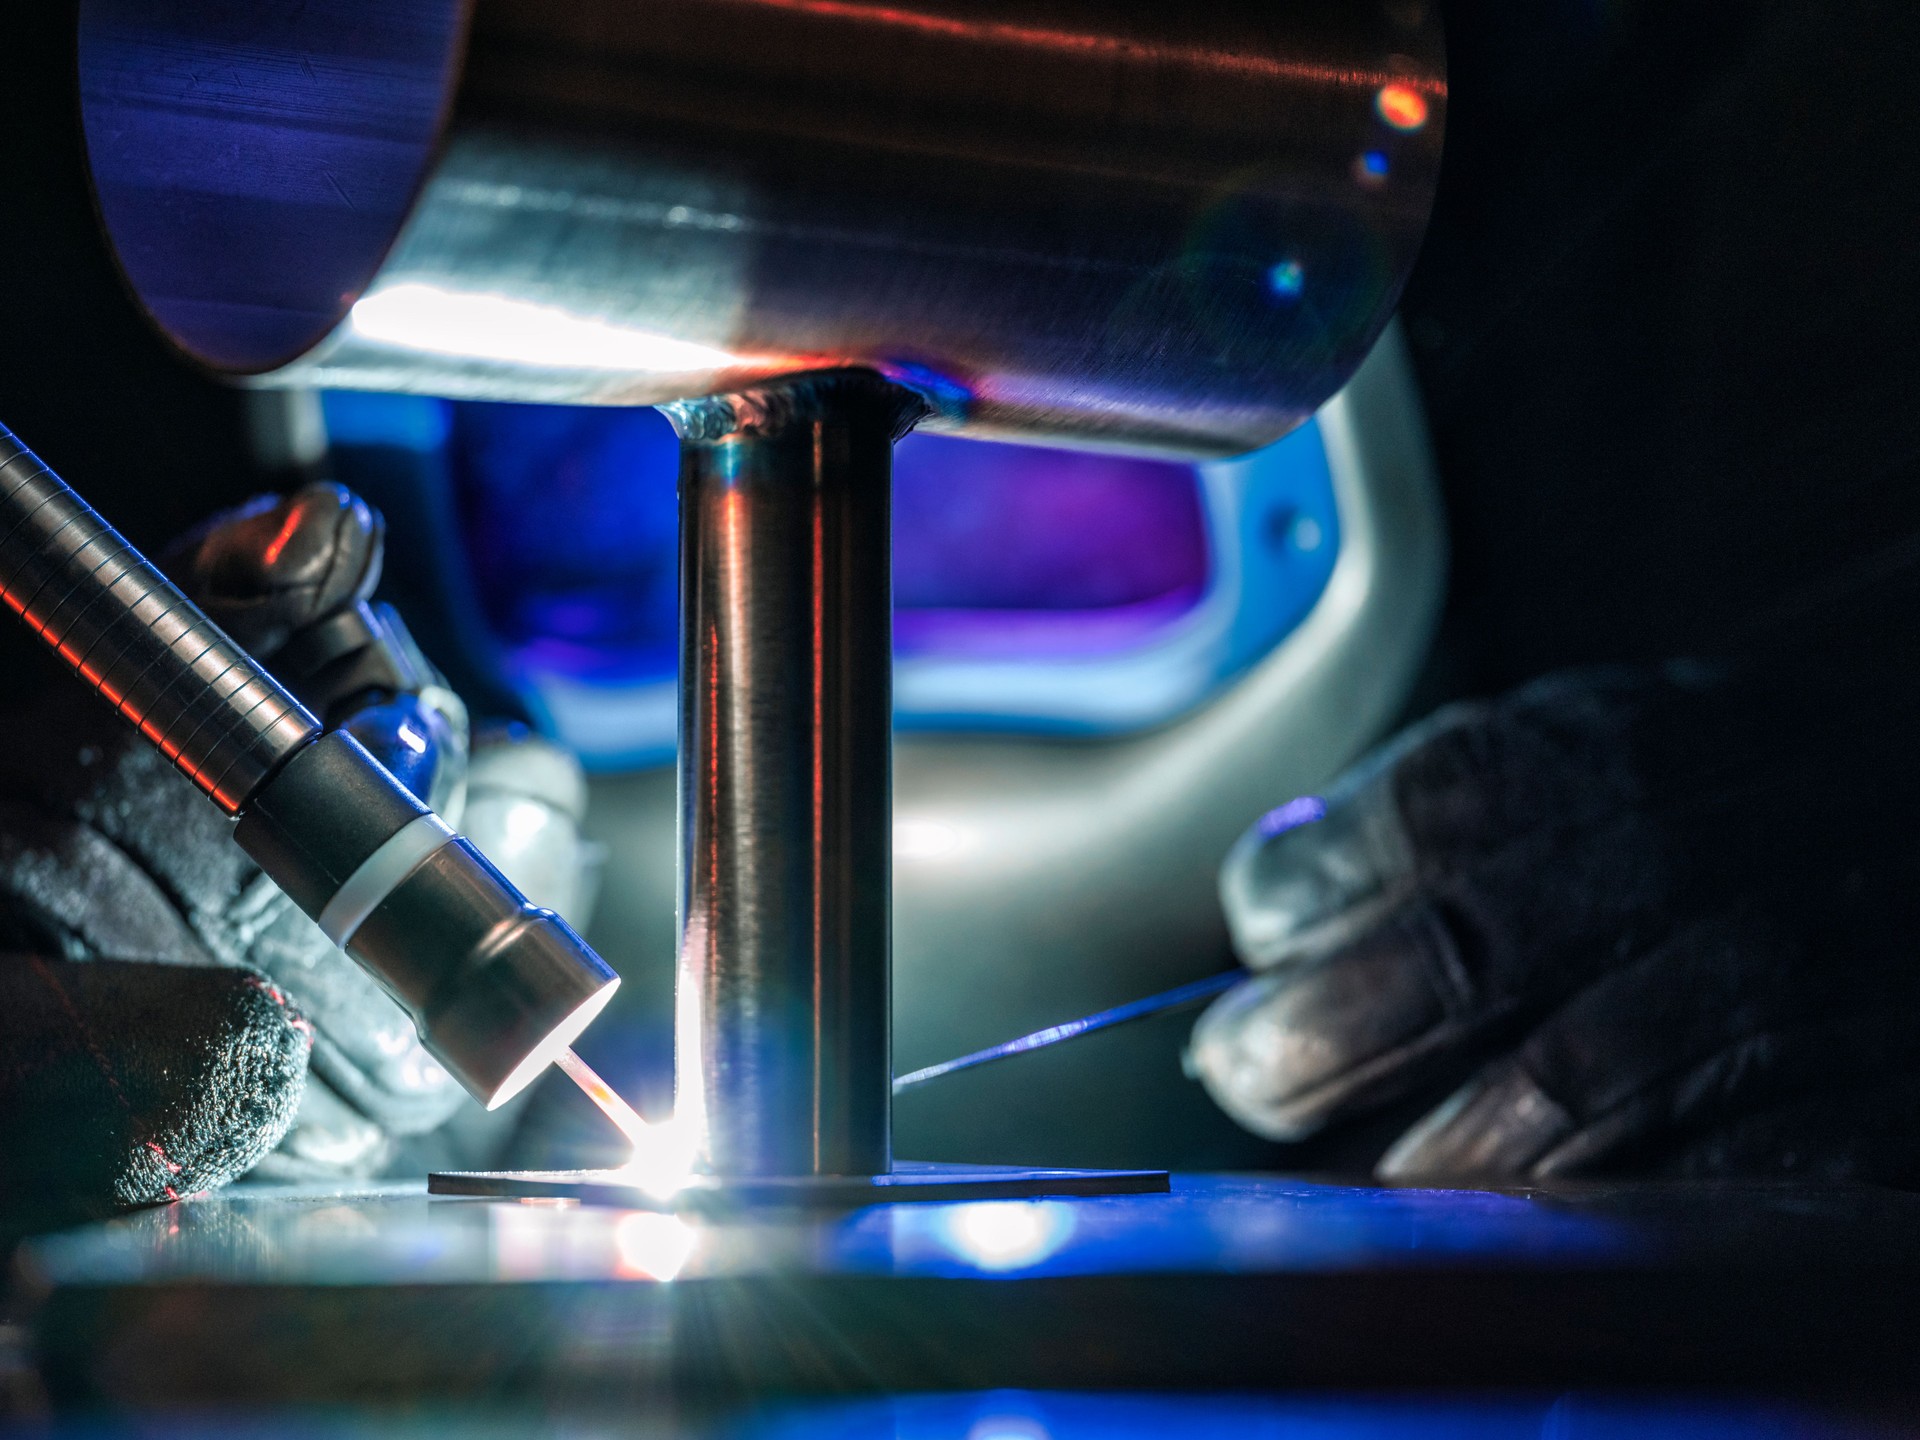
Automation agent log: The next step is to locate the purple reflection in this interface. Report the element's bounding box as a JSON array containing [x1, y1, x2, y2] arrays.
[[451, 402, 681, 679], [1258, 794, 1328, 837], [893, 431, 1209, 657], [79, 0, 464, 372], [893, 432, 1207, 610], [445, 404, 1213, 674]]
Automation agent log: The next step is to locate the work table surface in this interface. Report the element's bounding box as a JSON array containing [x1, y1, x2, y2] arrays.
[[15, 1175, 1920, 1401]]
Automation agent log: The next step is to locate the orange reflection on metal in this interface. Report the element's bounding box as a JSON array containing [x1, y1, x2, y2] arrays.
[[261, 506, 303, 566], [731, 0, 1446, 94], [1, 576, 243, 813], [1375, 83, 1430, 130]]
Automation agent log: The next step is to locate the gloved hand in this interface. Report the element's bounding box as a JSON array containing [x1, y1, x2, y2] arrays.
[[0, 483, 594, 1225], [1187, 636, 1920, 1184]]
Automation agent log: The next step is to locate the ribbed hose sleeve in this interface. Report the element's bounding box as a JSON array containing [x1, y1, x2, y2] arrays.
[[0, 424, 320, 814]]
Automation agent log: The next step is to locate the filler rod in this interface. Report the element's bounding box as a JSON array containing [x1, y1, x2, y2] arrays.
[[892, 970, 1248, 1093], [555, 1048, 652, 1148]]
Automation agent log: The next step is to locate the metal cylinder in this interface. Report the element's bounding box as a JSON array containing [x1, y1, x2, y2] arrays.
[[666, 371, 921, 1177], [0, 425, 320, 814], [235, 729, 620, 1109], [77, 0, 1444, 456]]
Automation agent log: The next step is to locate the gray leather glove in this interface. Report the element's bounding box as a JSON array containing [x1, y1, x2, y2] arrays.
[[1188, 643, 1920, 1184]]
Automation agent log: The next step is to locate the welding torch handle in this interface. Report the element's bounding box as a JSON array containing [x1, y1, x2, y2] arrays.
[[0, 423, 618, 1107], [0, 425, 321, 814]]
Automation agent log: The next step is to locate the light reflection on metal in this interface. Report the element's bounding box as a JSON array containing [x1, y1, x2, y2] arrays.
[[730, 0, 1446, 92], [432, 1161, 1166, 1209], [670, 373, 905, 1179], [79, 0, 1447, 1198], [350, 284, 739, 375], [612, 1211, 699, 1280], [936, 1201, 1075, 1271], [80, 0, 1445, 455], [1375, 82, 1432, 130]]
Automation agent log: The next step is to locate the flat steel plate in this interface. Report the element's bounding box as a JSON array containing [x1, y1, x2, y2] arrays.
[[429, 1160, 1170, 1211]]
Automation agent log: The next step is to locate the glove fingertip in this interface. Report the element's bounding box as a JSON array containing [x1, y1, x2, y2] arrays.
[[1376, 1064, 1573, 1181], [0, 960, 315, 1227], [126, 971, 314, 1203]]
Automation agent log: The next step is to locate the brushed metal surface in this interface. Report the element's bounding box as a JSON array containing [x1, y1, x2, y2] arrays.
[[668, 372, 923, 1177], [79, 0, 1445, 455]]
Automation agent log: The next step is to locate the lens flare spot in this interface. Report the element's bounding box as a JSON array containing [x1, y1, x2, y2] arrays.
[[1376, 83, 1429, 131], [1267, 259, 1305, 300], [968, 1416, 1052, 1440], [895, 816, 974, 861], [613, 1211, 698, 1281], [1354, 150, 1391, 186], [938, 1201, 1075, 1271]]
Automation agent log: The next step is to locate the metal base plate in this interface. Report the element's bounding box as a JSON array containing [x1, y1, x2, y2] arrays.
[[429, 1160, 1169, 1212]]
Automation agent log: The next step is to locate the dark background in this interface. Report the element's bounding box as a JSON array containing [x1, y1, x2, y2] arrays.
[[1399, 0, 1920, 695], [4, 0, 1920, 1166]]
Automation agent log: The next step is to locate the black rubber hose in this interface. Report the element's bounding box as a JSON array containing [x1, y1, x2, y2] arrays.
[[0, 423, 320, 814]]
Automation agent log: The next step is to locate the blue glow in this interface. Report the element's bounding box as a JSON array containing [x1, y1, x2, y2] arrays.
[[79, 0, 465, 373], [9, 1393, 1887, 1439], [732, 1392, 1892, 1440], [1360, 149, 1391, 179], [879, 358, 975, 420], [1268, 258, 1306, 299], [322, 394, 1342, 768], [1257, 794, 1326, 837], [934, 1201, 1076, 1271], [320, 391, 450, 452], [447, 400, 682, 674], [824, 1176, 1625, 1280]]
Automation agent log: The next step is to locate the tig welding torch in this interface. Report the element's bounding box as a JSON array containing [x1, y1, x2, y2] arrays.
[[0, 424, 618, 1109]]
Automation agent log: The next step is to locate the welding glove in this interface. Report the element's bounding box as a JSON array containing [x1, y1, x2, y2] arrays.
[[1187, 642, 1920, 1184], [0, 483, 594, 1223]]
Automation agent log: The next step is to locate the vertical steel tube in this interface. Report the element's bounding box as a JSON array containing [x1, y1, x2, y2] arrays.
[[666, 370, 927, 1177]]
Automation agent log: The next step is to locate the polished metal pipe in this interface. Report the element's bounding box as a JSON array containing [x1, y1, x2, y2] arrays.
[[665, 371, 922, 1176], [77, 0, 1444, 457]]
